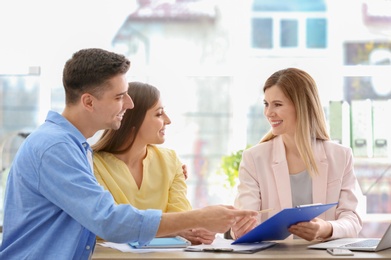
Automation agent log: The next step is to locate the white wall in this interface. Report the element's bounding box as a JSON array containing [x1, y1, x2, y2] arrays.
[[0, 0, 136, 122]]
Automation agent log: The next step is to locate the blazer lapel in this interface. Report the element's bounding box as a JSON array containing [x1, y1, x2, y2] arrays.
[[272, 136, 293, 209], [312, 141, 329, 216]]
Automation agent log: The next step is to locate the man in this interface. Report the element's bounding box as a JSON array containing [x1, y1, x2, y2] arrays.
[[0, 48, 257, 260]]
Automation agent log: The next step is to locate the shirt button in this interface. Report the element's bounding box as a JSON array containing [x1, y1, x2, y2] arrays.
[[86, 245, 91, 250]]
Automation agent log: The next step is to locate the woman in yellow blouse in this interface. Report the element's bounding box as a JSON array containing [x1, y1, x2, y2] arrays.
[[92, 82, 216, 245]]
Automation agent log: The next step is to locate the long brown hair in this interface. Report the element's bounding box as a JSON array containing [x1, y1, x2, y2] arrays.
[[260, 68, 329, 176], [92, 82, 160, 154]]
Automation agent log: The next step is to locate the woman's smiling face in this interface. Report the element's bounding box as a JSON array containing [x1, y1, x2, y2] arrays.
[[138, 98, 171, 145], [263, 84, 297, 137]]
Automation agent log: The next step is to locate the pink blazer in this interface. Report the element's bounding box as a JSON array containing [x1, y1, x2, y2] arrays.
[[234, 135, 363, 239]]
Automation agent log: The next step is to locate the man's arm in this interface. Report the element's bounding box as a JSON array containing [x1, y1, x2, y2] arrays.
[[157, 205, 258, 237]]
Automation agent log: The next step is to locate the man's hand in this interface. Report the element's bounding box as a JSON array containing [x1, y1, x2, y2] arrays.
[[157, 205, 258, 238], [196, 205, 258, 234]]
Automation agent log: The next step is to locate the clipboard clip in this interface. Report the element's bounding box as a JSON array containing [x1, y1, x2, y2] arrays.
[[296, 203, 322, 208]]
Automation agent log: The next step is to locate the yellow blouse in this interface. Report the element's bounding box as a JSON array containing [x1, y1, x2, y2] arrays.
[[93, 145, 192, 212]]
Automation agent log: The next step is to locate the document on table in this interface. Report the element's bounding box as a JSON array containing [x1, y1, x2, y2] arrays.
[[185, 236, 276, 254], [97, 242, 184, 253], [98, 236, 276, 254]]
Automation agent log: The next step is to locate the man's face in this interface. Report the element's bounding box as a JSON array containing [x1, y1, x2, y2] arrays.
[[92, 74, 134, 131]]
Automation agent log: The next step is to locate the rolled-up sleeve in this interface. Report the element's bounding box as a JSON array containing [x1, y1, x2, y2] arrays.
[[134, 209, 162, 246]]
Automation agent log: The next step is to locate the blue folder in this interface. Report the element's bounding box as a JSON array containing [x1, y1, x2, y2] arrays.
[[232, 202, 338, 244]]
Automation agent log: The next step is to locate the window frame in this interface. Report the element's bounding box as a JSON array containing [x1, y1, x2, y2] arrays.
[[250, 11, 328, 56]]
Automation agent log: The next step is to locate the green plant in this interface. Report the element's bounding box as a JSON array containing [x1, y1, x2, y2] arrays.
[[216, 148, 244, 188]]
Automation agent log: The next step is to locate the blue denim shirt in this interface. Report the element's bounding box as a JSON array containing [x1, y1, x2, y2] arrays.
[[0, 111, 162, 260]]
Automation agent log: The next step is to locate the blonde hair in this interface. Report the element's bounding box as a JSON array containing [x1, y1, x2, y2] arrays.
[[260, 68, 329, 176]]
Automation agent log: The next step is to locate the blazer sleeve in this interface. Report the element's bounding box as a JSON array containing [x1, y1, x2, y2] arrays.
[[234, 148, 263, 212], [327, 146, 363, 239]]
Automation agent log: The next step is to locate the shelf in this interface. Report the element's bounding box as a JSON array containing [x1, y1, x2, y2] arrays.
[[361, 213, 391, 223], [354, 157, 391, 166]]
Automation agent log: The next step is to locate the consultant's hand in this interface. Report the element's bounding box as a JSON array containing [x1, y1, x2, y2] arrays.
[[288, 217, 333, 241], [179, 228, 216, 245], [231, 213, 258, 239], [197, 205, 258, 234]]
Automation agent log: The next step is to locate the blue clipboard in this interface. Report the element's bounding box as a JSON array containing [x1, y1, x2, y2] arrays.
[[232, 202, 338, 244]]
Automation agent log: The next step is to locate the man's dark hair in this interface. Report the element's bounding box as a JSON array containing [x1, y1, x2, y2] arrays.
[[62, 48, 131, 104]]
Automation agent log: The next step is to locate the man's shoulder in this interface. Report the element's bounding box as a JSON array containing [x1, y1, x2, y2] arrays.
[[31, 123, 72, 143], [25, 122, 83, 157]]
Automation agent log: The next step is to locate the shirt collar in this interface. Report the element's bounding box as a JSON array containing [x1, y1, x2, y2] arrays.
[[45, 110, 88, 145]]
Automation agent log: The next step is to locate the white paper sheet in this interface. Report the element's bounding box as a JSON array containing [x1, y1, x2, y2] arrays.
[[186, 236, 276, 253], [97, 242, 185, 253]]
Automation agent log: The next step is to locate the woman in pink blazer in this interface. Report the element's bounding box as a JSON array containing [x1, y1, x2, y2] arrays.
[[232, 68, 363, 241]]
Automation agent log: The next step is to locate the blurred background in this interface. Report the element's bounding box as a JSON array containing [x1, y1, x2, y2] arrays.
[[1, 0, 390, 237]]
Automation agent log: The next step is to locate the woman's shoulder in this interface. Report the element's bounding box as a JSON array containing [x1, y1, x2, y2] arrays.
[[93, 151, 119, 162], [245, 139, 275, 153], [241, 140, 275, 162], [317, 140, 353, 160], [321, 140, 352, 152], [148, 145, 178, 159]]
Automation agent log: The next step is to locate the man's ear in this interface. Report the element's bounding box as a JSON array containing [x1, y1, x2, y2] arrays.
[[81, 93, 94, 112]]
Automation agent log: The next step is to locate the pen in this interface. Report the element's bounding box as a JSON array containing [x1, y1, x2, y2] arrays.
[[258, 208, 274, 214], [203, 248, 234, 252]]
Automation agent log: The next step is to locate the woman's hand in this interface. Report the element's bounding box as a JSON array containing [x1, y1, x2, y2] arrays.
[[179, 228, 216, 245], [288, 217, 333, 241], [182, 164, 188, 180], [231, 214, 258, 239]]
